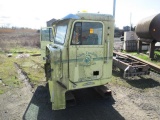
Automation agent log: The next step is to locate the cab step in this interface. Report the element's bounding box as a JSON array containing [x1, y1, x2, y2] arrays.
[[66, 91, 76, 107], [94, 85, 112, 98]]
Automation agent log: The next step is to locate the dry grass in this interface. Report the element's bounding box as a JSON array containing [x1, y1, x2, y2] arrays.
[[0, 28, 15, 33], [0, 28, 40, 50]]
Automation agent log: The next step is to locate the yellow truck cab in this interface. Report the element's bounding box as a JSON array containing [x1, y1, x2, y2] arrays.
[[40, 13, 114, 110]]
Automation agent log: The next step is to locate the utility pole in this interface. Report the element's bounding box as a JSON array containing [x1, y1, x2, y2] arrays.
[[113, 0, 116, 19], [130, 12, 132, 31]]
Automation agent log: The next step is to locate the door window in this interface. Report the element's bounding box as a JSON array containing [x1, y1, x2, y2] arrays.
[[71, 22, 103, 45]]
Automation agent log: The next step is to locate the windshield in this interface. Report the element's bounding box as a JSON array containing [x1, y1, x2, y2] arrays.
[[55, 20, 69, 44]]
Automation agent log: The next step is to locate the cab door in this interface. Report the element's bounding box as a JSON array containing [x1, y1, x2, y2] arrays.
[[69, 21, 104, 84], [40, 27, 54, 59]]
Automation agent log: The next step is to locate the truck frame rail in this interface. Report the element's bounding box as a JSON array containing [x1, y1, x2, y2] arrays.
[[113, 51, 150, 78]]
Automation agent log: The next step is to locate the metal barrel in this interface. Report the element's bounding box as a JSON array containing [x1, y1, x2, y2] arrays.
[[135, 13, 160, 42]]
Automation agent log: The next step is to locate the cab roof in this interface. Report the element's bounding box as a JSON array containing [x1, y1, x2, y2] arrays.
[[62, 13, 114, 21]]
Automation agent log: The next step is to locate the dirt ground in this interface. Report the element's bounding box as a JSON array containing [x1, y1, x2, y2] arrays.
[[0, 38, 160, 120]]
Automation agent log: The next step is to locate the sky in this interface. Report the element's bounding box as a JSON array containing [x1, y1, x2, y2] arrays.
[[0, 0, 160, 29]]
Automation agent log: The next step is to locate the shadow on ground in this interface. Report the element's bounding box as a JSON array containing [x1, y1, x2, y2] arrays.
[[126, 76, 160, 89], [23, 85, 125, 120], [112, 70, 160, 89]]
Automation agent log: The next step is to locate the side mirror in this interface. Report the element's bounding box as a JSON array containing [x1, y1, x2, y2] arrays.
[[40, 27, 54, 59]]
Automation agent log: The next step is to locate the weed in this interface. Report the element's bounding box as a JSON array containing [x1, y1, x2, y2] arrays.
[[0, 47, 45, 94], [0, 89, 4, 94], [125, 51, 160, 66]]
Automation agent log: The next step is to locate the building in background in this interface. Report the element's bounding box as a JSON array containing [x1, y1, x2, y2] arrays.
[[123, 26, 130, 31], [46, 18, 56, 27]]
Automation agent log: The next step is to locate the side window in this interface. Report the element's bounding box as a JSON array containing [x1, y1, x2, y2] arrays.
[[41, 28, 53, 41], [71, 22, 103, 45]]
